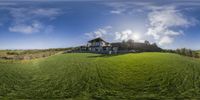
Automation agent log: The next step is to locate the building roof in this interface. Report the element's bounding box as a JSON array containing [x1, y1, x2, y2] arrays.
[[88, 37, 107, 43], [111, 42, 122, 47], [111, 42, 147, 47], [134, 42, 146, 46]]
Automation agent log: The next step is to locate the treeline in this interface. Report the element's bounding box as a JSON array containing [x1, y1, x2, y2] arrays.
[[119, 39, 162, 52], [164, 48, 199, 58]]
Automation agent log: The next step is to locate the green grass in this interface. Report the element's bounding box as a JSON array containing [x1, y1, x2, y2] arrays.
[[1, 53, 200, 99]]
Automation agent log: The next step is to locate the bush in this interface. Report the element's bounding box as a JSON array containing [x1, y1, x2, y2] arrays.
[[6, 51, 20, 55], [166, 48, 199, 58], [163, 48, 199, 58]]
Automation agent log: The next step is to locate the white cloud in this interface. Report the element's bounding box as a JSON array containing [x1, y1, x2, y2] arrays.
[[85, 27, 145, 43], [30, 8, 61, 19], [158, 36, 173, 45], [5, 7, 62, 34], [9, 21, 43, 34], [85, 26, 112, 39], [147, 6, 196, 45], [115, 29, 143, 42], [110, 10, 123, 14], [0, 2, 16, 6], [106, 2, 152, 15], [106, 2, 126, 14]]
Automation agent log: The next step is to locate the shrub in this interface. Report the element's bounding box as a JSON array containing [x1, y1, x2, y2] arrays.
[[6, 51, 20, 55], [164, 48, 200, 58]]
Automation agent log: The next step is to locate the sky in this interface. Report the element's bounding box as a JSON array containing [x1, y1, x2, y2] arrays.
[[0, 0, 200, 50]]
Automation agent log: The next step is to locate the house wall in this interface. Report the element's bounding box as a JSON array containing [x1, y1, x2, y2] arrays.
[[89, 41, 108, 47], [90, 41, 100, 46], [90, 47, 102, 52], [101, 42, 109, 46], [88, 46, 114, 54], [112, 47, 118, 53]]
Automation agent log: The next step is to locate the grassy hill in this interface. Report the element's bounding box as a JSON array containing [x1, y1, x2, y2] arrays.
[[0, 49, 69, 60], [1, 53, 200, 99]]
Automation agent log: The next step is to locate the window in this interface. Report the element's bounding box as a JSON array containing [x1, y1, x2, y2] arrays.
[[96, 42, 100, 46]]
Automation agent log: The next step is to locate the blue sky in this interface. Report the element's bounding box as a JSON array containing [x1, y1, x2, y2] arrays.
[[0, 0, 200, 50]]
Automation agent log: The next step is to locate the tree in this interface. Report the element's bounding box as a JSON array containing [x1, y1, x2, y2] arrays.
[[127, 39, 134, 50], [192, 51, 199, 58], [144, 40, 150, 45], [121, 40, 127, 50], [151, 43, 162, 52], [180, 48, 186, 56], [187, 49, 193, 57]]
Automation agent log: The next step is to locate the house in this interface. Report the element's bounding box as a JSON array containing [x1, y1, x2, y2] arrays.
[[87, 38, 112, 53], [111, 42, 121, 53], [77, 37, 161, 54]]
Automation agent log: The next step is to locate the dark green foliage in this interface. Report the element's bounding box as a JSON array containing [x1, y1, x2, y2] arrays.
[[118, 39, 162, 52], [0, 53, 200, 99], [163, 48, 199, 58], [176, 48, 199, 58], [6, 51, 20, 55], [163, 49, 176, 53]]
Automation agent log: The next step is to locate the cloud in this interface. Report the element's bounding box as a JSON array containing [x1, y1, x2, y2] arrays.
[[85, 26, 112, 39], [158, 36, 173, 45], [86, 27, 145, 43], [115, 29, 144, 42], [106, 2, 153, 15], [106, 2, 199, 46], [106, 2, 126, 14], [4, 7, 62, 34], [30, 8, 62, 19], [9, 21, 43, 34], [0, 2, 16, 6], [147, 6, 196, 45], [106, 1, 200, 15], [172, 1, 200, 7], [110, 10, 123, 14]]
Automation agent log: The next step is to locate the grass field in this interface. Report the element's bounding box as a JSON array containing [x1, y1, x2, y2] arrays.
[[1, 53, 200, 99]]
